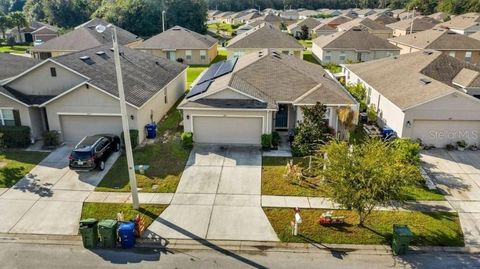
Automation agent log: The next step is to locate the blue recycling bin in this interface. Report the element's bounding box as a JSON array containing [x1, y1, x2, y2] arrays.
[[382, 127, 395, 138], [118, 222, 136, 249], [145, 123, 157, 139]]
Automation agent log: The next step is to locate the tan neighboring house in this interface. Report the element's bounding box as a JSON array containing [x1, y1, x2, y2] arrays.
[[356, 9, 376, 18], [0, 45, 186, 143], [312, 24, 337, 37], [7, 21, 58, 44], [389, 28, 480, 64], [366, 13, 399, 25], [226, 23, 304, 59], [429, 12, 450, 22], [437, 13, 480, 35], [337, 18, 393, 39], [343, 51, 480, 147], [30, 18, 142, 60], [178, 50, 358, 145], [387, 16, 440, 36], [134, 26, 218, 65], [287, 17, 322, 38], [312, 28, 400, 64], [321, 16, 352, 28]]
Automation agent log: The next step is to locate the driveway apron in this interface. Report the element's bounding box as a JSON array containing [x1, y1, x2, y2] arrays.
[[145, 145, 279, 241]]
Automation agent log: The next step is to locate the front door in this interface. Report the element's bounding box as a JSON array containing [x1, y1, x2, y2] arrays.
[[275, 104, 288, 129]]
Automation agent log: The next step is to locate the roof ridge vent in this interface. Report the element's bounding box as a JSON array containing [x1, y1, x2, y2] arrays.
[[419, 78, 432, 85]]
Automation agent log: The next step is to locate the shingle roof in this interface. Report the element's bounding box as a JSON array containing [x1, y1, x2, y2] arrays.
[[287, 17, 322, 31], [386, 16, 439, 31], [338, 18, 391, 31], [322, 16, 352, 27], [313, 28, 400, 51], [366, 13, 399, 25], [428, 12, 449, 22], [135, 26, 217, 50], [437, 13, 480, 30], [345, 51, 480, 110], [53, 44, 187, 107], [0, 53, 39, 81], [453, 68, 480, 88], [469, 31, 480, 41], [389, 28, 480, 50], [227, 23, 303, 49], [31, 18, 141, 52]]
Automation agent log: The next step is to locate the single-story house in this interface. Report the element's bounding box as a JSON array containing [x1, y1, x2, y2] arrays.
[[134, 26, 218, 65], [178, 49, 358, 145], [226, 23, 304, 59], [338, 18, 394, 39], [321, 16, 352, 28], [437, 13, 480, 35], [7, 21, 58, 44], [236, 20, 265, 35], [30, 18, 142, 60], [366, 13, 399, 26], [312, 24, 337, 37], [287, 17, 322, 38], [389, 28, 480, 65], [428, 12, 450, 22], [0, 53, 39, 84], [343, 51, 480, 147], [0, 45, 186, 143], [280, 10, 300, 20], [356, 9, 376, 18], [312, 28, 400, 64], [387, 17, 440, 36]]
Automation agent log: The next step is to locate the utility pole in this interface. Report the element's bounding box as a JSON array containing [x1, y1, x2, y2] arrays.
[[409, 8, 415, 35], [162, 10, 166, 32]]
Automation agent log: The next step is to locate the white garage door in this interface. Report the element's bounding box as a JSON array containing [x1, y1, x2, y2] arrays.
[[60, 115, 123, 142], [411, 120, 480, 147], [193, 116, 262, 145]]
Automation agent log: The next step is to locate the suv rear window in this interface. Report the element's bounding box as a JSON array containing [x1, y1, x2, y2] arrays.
[[72, 150, 92, 159]]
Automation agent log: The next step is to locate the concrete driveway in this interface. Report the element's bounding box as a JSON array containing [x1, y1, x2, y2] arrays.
[[145, 145, 279, 241], [0, 144, 119, 235], [422, 149, 480, 246]]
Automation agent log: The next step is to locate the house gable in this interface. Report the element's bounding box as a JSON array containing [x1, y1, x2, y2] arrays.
[[204, 88, 253, 100]]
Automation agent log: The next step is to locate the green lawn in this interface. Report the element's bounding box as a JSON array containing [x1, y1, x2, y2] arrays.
[[264, 208, 464, 246], [298, 39, 312, 48], [187, 67, 207, 88], [262, 156, 445, 201], [208, 23, 236, 33], [81, 202, 166, 228], [96, 108, 190, 193], [0, 45, 31, 54], [303, 51, 320, 65], [0, 150, 49, 188]]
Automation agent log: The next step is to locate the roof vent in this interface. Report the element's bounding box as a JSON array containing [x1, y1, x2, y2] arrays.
[[80, 56, 90, 60], [419, 78, 432, 85], [96, 51, 105, 55], [273, 54, 282, 59], [423, 51, 434, 55], [172, 28, 181, 31]]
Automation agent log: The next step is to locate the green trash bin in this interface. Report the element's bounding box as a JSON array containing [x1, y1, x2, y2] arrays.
[[98, 219, 118, 248], [79, 218, 98, 248], [392, 224, 413, 255]]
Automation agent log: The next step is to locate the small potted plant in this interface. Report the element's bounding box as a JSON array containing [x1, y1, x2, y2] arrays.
[[469, 144, 479, 151], [456, 140, 467, 151], [446, 143, 455, 151], [271, 132, 281, 150]]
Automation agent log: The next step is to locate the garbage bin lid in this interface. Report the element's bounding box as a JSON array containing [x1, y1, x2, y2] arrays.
[[98, 219, 118, 228], [118, 222, 135, 231], [393, 224, 413, 236], [80, 218, 98, 225]]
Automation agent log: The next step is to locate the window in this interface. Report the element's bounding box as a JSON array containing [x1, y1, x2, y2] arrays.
[[465, 51, 472, 63], [0, 109, 15, 126], [325, 51, 331, 61], [339, 51, 346, 61], [449, 51, 456, 58], [164, 88, 168, 104], [386, 51, 393, 57], [185, 50, 192, 60], [200, 50, 206, 60], [50, 67, 57, 77]]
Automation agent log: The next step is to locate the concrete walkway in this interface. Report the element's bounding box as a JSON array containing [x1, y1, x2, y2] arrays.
[[144, 145, 279, 242], [422, 149, 480, 247], [0, 145, 119, 235]]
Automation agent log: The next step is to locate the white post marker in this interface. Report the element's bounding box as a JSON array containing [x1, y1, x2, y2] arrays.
[[293, 207, 302, 236], [96, 24, 140, 209]]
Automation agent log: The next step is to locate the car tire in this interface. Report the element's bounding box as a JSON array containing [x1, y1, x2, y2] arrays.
[[98, 160, 105, 171], [114, 142, 120, 152]]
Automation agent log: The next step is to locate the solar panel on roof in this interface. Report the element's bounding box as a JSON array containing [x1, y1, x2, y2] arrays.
[[197, 61, 223, 84], [186, 81, 213, 99], [214, 57, 238, 78]]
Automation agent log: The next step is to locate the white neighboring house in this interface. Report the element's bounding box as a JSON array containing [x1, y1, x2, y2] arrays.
[[178, 50, 358, 145], [437, 13, 480, 35], [343, 51, 480, 147]]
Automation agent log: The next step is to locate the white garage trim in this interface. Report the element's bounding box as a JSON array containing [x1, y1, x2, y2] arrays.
[[57, 112, 122, 116], [180, 107, 276, 111], [191, 114, 266, 134]]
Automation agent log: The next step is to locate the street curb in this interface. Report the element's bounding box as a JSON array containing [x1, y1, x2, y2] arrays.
[[1, 233, 479, 255]]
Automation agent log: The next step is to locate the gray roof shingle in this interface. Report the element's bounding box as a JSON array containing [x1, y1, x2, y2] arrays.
[[313, 28, 400, 50], [135, 26, 217, 50], [227, 23, 303, 49], [0, 53, 39, 81]]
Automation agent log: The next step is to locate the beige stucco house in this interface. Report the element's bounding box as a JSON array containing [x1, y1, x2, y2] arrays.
[[387, 17, 440, 36], [287, 17, 322, 38], [343, 51, 480, 147], [134, 26, 218, 65], [178, 50, 358, 145], [30, 18, 142, 60], [338, 18, 394, 39], [226, 23, 304, 59], [312, 28, 400, 64], [0, 45, 186, 143], [437, 13, 480, 35]]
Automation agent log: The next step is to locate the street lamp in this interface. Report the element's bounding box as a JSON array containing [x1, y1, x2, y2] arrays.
[[162, 11, 166, 32], [95, 24, 140, 210]]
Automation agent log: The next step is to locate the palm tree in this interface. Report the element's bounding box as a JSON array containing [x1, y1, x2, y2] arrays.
[[8, 11, 27, 43], [0, 13, 11, 40]]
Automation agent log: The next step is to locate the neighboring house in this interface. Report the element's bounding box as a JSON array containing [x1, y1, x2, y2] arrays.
[[389, 28, 480, 64], [437, 13, 480, 35], [208, 10, 221, 20], [470, 31, 480, 41], [391, 9, 406, 19], [387, 17, 440, 36], [0, 53, 39, 84], [178, 50, 358, 145], [214, 12, 234, 23], [7, 21, 58, 44], [233, 12, 263, 25], [373, 8, 393, 17], [134, 26, 218, 65], [337, 18, 394, 39], [236, 20, 265, 35], [287, 17, 322, 38], [321, 16, 352, 28], [312, 28, 400, 64], [251, 14, 284, 29], [312, 24, 337, 37], [367, 13, 399, 25], [343, 51, 480, 147], [299, 10, 320, 19], [356, 9, 376, 18], [341, 9, 358, 18], [226, 23, 304, 58], [0, 45, 186, 143], [281, 10, 300, 20], [429, 12, 449, 22], [30, 18, 142, 60]]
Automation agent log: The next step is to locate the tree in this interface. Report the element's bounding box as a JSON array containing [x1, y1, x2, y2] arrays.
[[9, 0, 26, 12], [300, 24, 309, 40], [23, 0, 46, 22], [0, 12, 11, 39], [406, 0, 438, 15], [291, 102, 334, 157], [43, 0, 97, 28], [8, 11, 26, 42], [166, 0, 208, 34], [317, 139, 420, 226]]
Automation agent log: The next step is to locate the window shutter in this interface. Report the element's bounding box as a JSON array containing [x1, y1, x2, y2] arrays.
[[13, 110, 21, 126]]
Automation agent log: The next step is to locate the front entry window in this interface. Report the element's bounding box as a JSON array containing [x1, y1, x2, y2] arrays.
[[166, 51, 176, 61], [275, 104, 288, 129], [0, 109, 15, 126]]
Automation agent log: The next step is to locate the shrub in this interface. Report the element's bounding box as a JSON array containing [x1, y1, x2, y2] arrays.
[[272, 132, 281, 147], [0, 126, 30, 148], [367, 104, 377, 123], [261, 134, 272, 150], [121, 129, 139, 149], [43, 131, 60, 147], [181, 132, 193, 149], [391, 138, 421, 166]]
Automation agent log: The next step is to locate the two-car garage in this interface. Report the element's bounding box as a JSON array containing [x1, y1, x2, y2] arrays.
[[59, 115, 123, 143], [192, 116, 263, 145]]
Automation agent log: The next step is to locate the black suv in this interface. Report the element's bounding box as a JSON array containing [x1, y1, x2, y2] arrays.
[[69, 135, 121, 171]]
